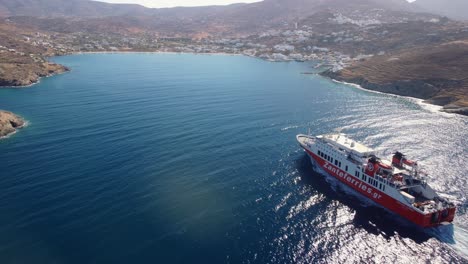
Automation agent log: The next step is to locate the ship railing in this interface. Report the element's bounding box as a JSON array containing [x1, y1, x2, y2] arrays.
[[305, 137, 316, 147], [346, 152, 365, 165], [378, 174, 400, 188], [408, 168, 429, 184], [298, 134, 315, 146], [375, 174, 393, 188], [398, 184, 423, 190]]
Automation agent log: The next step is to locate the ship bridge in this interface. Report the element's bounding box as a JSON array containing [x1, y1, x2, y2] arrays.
[[319, 133, 375, 157]]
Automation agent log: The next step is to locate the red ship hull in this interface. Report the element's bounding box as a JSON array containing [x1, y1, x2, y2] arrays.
[[304, 148, 456, 228]]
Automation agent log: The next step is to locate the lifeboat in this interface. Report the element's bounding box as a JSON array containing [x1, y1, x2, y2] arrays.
[[392, 151, 417, 168], [379, 162, 392, 170], [403, 159, 417, 167]]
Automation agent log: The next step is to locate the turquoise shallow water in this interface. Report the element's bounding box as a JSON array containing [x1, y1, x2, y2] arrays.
[[0, 53, 467, 263]]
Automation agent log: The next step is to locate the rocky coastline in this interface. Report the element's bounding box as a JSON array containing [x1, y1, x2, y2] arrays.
[[320, 41, 468, 117], [0, 61, 69, 87], [0, 111, 25, 138], [0, 59, 68, 139], [321, 70, 468, 116]]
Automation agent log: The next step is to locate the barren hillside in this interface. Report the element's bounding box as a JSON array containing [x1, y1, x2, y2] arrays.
[[323, 41, 468, 115]]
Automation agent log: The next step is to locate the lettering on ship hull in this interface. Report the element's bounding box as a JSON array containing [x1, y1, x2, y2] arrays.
[[323, 161, 382, 200], [302, 148, 445, 227]]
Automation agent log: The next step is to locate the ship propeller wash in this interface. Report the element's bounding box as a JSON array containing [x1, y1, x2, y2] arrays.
[[297, 133, 456, 227]]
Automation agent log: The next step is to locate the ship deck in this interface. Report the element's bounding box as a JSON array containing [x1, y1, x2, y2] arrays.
[[320, 134, 374, 156]]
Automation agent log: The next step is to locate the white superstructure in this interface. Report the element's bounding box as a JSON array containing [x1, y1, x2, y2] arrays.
[[297, 133, 456, 227]]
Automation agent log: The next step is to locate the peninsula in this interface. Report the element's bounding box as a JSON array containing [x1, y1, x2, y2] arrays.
[[0, 18, 69, 87], [322, 41, 468, 115], [0, 17, 68, 138]]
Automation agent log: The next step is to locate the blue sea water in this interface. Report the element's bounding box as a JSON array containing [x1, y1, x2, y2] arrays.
[[0, 53, 467, 263]]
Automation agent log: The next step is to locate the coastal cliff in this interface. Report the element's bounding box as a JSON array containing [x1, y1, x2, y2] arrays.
[[0, 61, 69, 87], [0, 111, 25, 138], [0, 19, 70, 87], [321, 41, 468, 116]]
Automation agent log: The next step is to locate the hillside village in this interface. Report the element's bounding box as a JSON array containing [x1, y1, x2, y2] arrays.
[[0, 0, 467, 128], [4, 9, 467, 74]]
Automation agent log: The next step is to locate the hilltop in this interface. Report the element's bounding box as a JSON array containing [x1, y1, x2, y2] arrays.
[[413, 0, 468, 21], [0, 0, 150, 17], [0, 0, 420, 35]]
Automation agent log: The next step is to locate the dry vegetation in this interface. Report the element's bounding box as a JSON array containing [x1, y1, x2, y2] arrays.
[[325, 41, 468, 114], [0, 20, 68, 86], [0, 110, 24, 137]]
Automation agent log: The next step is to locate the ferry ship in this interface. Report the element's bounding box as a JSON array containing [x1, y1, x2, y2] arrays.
[[297, 133, 456, 228]]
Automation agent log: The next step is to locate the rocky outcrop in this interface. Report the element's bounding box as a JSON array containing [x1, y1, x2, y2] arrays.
[[321, 41, 468, 116], [0, 110, 25, 138], [0, 62, 69, 87]]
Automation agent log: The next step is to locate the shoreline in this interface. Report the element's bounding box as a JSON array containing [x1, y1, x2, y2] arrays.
[[1, 70, 70, 89], [0, 120, 28, 140], [3, 51, 461, 121], [329, 79, 458, 117], [0, 62, 70, 89], [0, 111, 27, 140], [69, 50, 314, 63], [71, 50, 244, 56]]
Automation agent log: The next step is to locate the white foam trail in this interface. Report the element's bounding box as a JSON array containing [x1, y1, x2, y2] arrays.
[[452, 224, 468, 259], [281, 125, 299, 131], [0, 120, 28, 139], [332, 79, 455, 117]]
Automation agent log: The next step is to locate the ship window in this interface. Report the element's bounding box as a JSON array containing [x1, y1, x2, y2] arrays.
[[345, 165, 348, 172], [318, 150, 321, 156], [339, 162, 341, 167], [334, 160, 338, 166], [379, 183, 382, 190], [331, 158, 334, 163], [383, 185, 386, 191]]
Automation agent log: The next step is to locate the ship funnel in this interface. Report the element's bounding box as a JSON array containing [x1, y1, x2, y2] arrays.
[[365, 157, 379, 177]]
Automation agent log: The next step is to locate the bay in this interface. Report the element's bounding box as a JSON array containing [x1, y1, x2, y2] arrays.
[[0, 53, 467, 263]]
